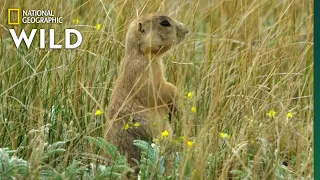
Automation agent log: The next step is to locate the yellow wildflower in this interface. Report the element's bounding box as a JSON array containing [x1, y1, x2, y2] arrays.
[[95, 110, 102, 116], [287, 112, 293, 119], [73, 18, 79, 24], [161, 130, 169, 138], [95, 23, 102, 30], [267, 109, 276, 118], [191, 106, 197, 113], [134, 122, 140, 127], [124, 123, 130, 130], [219, 132, 230, 139], [187, 140, 193, 147], [187, 92, 193, 98]]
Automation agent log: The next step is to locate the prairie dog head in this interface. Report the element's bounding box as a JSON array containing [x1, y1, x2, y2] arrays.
[[126, 13, 189, 56]]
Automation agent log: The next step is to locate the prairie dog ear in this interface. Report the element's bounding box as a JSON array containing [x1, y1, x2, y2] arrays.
[[138, 23, 145, 33]]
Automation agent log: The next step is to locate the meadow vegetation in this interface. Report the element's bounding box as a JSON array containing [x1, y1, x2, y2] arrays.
[[0, 0, 313, 179]]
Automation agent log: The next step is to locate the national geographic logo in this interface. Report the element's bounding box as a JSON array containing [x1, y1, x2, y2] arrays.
[[7, 8, 82, 49], [8, 8, 62, 25]]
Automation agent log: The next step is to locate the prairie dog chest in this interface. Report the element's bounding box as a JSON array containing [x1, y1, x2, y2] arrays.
[[149, 59, 166, 83]]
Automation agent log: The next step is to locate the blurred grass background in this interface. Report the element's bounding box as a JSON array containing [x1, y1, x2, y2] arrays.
[[0, 0, 313, 179]]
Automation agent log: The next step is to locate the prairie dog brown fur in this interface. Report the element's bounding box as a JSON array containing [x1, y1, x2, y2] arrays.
[[105, 13, 188, 168]]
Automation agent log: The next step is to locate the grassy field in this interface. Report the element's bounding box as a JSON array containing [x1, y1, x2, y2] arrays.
[[0, 0, 313, 179]]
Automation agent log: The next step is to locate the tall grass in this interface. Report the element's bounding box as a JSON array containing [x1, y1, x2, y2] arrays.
[[0, 0, 313, 179]]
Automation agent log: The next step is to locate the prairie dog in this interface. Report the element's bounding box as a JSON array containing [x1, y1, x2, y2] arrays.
[[105, 13, 188, 168]]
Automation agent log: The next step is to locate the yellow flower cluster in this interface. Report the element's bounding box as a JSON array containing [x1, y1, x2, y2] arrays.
[[267, 109, 293, 119], [95, 23, 102, 30], [191, 106, 197, 113], [161, 130, 169, 138], [186, 92, 197, 113], [95, 110, 102, 116], [219, 132, 230, 139], [124, 123, 130, 130], [267, 110, 276, 118], [121, 116, 141, 130], [134, 122, 140, 127], [187, 140, 193, 147]]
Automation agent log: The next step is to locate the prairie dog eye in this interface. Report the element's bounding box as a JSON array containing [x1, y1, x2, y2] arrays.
[[160, 20, 171, 27]]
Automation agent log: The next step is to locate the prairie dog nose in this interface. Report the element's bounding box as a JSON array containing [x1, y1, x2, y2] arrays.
[[177, 22, 189, 36], [184, 25, 189, 34]]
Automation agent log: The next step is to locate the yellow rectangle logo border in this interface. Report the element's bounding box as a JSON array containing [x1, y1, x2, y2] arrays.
[[8, 8, 20, 25]]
